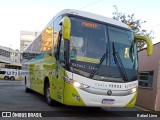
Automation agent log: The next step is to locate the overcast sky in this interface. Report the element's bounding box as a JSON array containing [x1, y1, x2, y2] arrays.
[[0, 0, 160, 50]]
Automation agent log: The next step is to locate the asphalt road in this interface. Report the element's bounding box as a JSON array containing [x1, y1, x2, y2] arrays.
[[0, 80, 159, 120]]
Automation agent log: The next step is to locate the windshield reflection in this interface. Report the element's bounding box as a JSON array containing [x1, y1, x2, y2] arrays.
[[108, 26, 138, 70], [69, 17, 138, 82]]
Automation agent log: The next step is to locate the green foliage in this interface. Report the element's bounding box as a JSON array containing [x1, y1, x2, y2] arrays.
[[112, 5, 154, 50]]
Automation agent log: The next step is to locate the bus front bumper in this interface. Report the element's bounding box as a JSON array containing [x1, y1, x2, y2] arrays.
[[63, 83, 137, 107]]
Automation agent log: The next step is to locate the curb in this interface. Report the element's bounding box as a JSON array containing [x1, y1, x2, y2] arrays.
[[134, 106, 150, 111], [134, 106, 160, 115]]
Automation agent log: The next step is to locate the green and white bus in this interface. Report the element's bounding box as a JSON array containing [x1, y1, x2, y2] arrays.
[[22, 9, 153, 107], [0, 63, 22, 80]]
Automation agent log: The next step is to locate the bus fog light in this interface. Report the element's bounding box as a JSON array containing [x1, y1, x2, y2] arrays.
[[72, 94, 80, 101]]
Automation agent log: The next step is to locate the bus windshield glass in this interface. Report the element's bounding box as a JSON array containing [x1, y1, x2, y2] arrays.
[[69, 17, 138, 82], [70, 17, 106, 63]]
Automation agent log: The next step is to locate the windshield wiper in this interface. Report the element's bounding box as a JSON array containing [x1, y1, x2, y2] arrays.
[[112, 42, 128, 82], [89, 44, 108, 79]]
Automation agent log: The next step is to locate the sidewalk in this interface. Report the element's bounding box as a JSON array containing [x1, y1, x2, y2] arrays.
[[134, 105, 160, 115]]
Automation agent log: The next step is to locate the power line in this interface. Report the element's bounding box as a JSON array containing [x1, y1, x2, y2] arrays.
[[79, 0, 103, 10], [149, 23, 160, 30]]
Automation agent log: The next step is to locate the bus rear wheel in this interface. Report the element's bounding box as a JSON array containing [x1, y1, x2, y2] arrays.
[[10, 76, 15, 81], [24, 77, 32, 93], [44, 82, 54, 106], [25, 87, 32, 93], [4, 76, 9, 80]]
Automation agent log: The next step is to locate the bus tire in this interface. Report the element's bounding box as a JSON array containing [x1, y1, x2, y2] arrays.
[[4, 76, 9, 80], [25, 87, 32, 93], [44, 82, 54, 106], [10, 76, 15, 81]]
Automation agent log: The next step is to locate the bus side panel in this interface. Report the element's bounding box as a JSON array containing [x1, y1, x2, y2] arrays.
[[49, 64, 57, 100], [34, 63, 44, 94], [42, 63, 56, 96], [30, 54, 55, 95], [29, 62, 45, 94], [30, 64, 37, 91], [49, 64, 65, 104]]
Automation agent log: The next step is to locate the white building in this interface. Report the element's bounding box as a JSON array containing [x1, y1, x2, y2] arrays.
[[20, 31, 38, 53], [0, 45, 20, 63], [10, 49, 20, 63]]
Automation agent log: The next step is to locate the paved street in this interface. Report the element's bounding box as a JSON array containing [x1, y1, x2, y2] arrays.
[[0, 80, 159, 120]]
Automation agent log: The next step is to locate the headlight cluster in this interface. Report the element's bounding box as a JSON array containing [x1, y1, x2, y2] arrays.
[[128, 87, 137, 93], [70, 80, 88, 88], [64, 77, 89, 88]]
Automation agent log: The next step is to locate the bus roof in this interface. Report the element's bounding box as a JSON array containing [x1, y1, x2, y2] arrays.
[[54, 9, 131, 30], [23, 9, 132, 53]]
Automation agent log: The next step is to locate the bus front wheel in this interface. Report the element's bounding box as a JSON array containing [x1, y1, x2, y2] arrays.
[[44, 82, 54, 106]]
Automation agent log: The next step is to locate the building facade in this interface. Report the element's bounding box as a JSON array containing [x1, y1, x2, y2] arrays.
[[10, 49, 20, 63], [20, 31, 38, 53], [137, 43, 160, 111], [0, 45, 20, 63]]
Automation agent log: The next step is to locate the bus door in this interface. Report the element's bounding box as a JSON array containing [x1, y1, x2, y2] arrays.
[[54, 64, 65, 103], [53, 16, 71, 104]]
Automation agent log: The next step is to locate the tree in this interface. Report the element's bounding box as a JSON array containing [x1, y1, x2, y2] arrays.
[[112, 5, 154, 50]]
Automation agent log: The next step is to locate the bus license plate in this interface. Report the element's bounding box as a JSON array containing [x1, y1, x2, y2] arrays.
[[102, 99, 115, 104]]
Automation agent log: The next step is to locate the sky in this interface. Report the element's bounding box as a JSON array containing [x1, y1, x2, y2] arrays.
[[0, 0, 160, 50]]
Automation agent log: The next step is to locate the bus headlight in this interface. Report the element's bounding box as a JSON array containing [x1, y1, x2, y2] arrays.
[[71, 81, 88, 88], [64, 77, 89, 88], [129, 87, 137, 93], [73, 81, 81, 88]]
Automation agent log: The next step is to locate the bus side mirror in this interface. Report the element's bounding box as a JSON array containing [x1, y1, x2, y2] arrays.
[[62, 16, 71, 40], [134, 35, 153, 56]]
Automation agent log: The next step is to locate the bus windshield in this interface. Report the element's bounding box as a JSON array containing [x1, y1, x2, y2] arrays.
[[70, 17, 106, 61], [69, 17, 138, 82]]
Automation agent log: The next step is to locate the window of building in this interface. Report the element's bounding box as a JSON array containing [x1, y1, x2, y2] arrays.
[[138, 71, 154, 88]]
